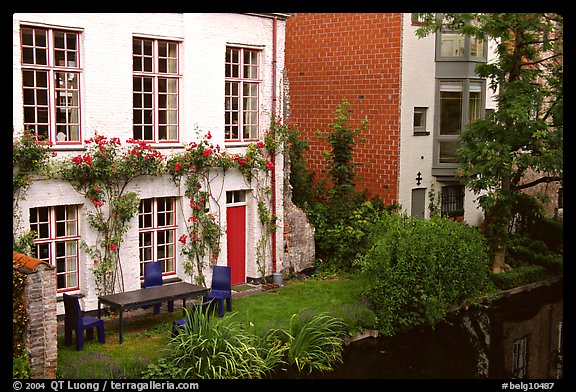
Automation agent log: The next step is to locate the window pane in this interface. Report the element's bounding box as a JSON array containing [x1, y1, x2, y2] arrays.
[[471, 38, 485, 57], [441, 32, 465, 57], [21, 28, 34, 46], [439, 140, 460, 163], [469, 83, 482, 123], [22, 47, 34, 64], [36, 48, 47, 65], [439, 82, 463, 135]]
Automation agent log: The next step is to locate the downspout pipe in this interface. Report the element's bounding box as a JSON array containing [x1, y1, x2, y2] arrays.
[[271, 15, 278, 273]]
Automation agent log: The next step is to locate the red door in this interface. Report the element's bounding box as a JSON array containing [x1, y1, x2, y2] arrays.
[[226, 205, 246, 286]]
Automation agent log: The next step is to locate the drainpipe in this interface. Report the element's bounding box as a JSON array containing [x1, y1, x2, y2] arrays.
[[271, 16, 278, 274]]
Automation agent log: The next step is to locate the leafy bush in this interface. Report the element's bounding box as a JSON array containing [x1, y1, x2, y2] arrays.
[[507, 234, 563, 274], [356, 215, 491, 335], [13, 355, 31, 379], [489, 264, 547, 290], [527, 217, 563, 254], [13, 260, 29, 378], [312, 200, 390, 271]]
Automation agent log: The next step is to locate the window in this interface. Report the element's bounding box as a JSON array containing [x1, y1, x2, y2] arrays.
[[440, 185, 464, 216], [21, 26, 81, 143], [441, 32, 466, 57], [512, 336, 528, 378], [437, 15, 486, 60], [470, 36, 485, 58], [438, 81, 463, 163], [437, 80, 485, 164], [138, 197, 177, 277], [225, 47, 261, 142], [411, 13, 427, 26], [413, 107, 429, 135], [226, 190, 246, 205], [30, 205, 80, 291], [133, 38, 180, 142]]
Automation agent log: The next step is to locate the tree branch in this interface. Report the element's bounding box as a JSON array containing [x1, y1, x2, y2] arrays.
[[513, 175, 562, 191]]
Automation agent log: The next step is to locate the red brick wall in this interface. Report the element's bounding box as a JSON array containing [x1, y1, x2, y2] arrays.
[[285, 13, 402, 205]]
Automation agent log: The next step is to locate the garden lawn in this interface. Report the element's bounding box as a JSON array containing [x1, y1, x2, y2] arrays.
[[57, 276, 370, 379]]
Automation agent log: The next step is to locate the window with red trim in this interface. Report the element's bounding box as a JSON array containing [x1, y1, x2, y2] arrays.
[[138, 197, 177, 277], [133, 38, 180, 142], [21, 26, 82, 144], [30, 205, 80, 292], [225, 47, 261, 142]]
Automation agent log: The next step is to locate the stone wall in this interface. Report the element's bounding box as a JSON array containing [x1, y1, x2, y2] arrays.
[[14, 253, 57, 379], [282, 149, 315, 273], [25, 264, 58, 379]]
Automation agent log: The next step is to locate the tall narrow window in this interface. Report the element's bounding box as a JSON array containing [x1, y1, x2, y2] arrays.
[[21, 26, 81, 143], [470, 36, 485, 58], [30, 205, 80, 291], [469, 82, 482, 123], [138, 197, 177, 277], [438, 81, 463, 163], [225, 47, 261, 142], [133, 38, 180, 142]]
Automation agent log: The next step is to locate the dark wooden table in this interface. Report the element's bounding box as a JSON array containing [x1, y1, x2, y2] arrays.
[[98, 282, 209, 343]]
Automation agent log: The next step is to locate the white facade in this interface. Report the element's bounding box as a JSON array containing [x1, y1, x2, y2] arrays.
[[13, 13, 288, 314], [398, 13, 497, 225]]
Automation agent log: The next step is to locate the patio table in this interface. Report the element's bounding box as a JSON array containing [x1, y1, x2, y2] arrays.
[[98, 281, 209, 343]]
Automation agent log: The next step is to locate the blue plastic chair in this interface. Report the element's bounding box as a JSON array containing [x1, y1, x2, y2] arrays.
[[171, 299, 215, 337], [143, 261, 174, 313], [204, 265, 232, 318], [63, 293, 105, 350]]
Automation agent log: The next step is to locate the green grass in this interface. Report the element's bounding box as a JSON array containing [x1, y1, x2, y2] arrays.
[[57, 275, 374, 379], [232, 277, 367, 331]]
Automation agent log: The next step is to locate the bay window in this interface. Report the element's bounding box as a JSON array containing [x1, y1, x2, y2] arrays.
[[436, 80, 485, 165]]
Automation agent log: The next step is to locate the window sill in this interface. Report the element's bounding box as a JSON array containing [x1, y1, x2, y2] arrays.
[[413, 131, 430, 136], [225, 141, 253, 148], [149, 143, 185, 150], [52, 144, 86, 152]]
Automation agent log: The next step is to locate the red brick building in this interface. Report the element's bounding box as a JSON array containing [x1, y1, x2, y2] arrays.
[[285, 13, 402, 205]]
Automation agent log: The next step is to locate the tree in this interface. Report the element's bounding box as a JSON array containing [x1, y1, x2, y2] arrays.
[[416, 13, 563, 271]]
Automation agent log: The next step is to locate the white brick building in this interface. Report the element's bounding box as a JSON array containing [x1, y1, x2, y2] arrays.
[[398, 14, 498, 224], [12, 13, 290, 314]]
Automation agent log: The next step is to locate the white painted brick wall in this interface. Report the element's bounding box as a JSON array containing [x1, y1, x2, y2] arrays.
[[13, 13, 287, 314]]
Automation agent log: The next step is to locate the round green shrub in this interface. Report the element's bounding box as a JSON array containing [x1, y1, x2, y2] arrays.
[[357, 215, 491, 335]]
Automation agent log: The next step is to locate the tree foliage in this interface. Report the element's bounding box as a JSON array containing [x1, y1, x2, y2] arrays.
[[416, 13, 563, 270]]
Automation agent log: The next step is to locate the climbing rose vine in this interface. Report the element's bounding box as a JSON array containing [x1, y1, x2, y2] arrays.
[[59, 134, 165, 295], [166, 130, 274, 285]]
